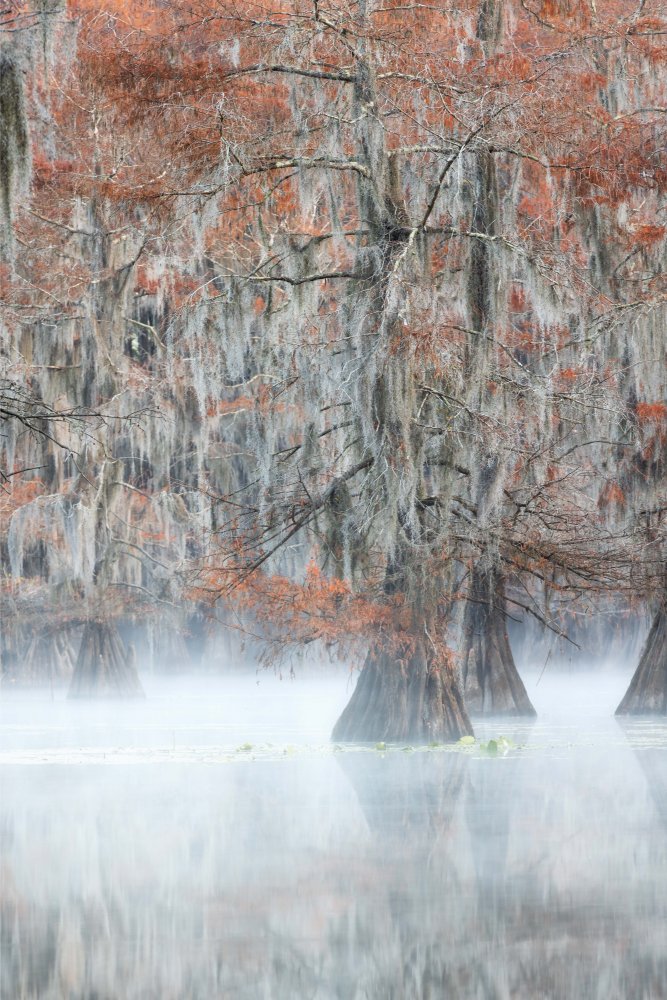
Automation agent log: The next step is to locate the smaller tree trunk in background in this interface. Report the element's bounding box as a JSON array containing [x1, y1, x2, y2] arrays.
[[25, 630, 77, 683], [616, 608, 667, 715], [151, 625, 193, 673], [68, 621, 144, 698], [461, 566, 535, 715], [332, 635, 473, 743]]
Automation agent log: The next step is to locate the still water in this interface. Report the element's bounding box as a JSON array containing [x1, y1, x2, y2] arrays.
[[1, 668, 667, 999]]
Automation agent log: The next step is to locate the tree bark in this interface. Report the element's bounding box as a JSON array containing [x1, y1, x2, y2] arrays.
[[68, 621, 144, 698], [24, 630, 77, 683], [461, 565, 535, 715], [332, 634, 472, 743], [616, 607, 667, 715]]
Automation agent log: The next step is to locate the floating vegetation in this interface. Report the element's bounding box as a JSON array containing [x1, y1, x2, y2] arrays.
[[0, 734, 531, 767], [478, 736, 516, 756]]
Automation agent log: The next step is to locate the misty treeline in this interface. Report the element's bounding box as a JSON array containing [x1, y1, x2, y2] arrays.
[[0, 0, 665, 737]]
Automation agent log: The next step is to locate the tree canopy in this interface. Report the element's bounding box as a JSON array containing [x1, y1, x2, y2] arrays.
[[1, 0, 666, 733]]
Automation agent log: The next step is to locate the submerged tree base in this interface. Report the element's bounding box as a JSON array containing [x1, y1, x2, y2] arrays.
[[332, 639, 473, 743], [68, 621, 145, 699], [616, 609, 667, 715], [461, 567, 535, 716]]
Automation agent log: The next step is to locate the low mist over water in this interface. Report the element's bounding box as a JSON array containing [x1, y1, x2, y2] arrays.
[[2, 667, 667, 999]]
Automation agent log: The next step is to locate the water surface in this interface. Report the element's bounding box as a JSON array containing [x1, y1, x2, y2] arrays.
[[1, 668, 667, 999]]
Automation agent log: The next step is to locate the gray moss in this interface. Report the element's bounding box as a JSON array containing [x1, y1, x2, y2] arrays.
[[0, 49, 30, 247]]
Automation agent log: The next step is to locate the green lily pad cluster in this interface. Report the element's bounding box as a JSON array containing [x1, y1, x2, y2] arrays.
[[480, 736, 515, 755], [456, 734, 516, 755]]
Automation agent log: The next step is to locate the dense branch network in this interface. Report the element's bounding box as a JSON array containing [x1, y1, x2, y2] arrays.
[[0, 0, 666, 726]]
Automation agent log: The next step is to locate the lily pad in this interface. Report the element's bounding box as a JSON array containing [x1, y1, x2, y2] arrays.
[[479, 735, 515, 756]]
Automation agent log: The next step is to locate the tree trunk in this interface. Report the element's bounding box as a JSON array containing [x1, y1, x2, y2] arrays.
[[68, 621, 144, 699], [461, 565, 535, 715], [616, 607, 667, 714], [332, 635, 472, 743], [150, 624, 192, 674], [22, 630, 78, 683]]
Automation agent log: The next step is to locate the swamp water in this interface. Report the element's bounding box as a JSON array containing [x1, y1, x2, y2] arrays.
[[1, 669, 667, 999]]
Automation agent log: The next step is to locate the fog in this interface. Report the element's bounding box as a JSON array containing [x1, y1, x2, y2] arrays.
[[2, 666, 667, 999]]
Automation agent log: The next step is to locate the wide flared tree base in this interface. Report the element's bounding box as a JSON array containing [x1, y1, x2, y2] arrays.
[[616, 610, 667, 715], [25, 630, 77, 682], [332, 642, 473, 743], [463, 619, 536, 716], [68, 621, 145, 699], [462, 569, 535, 716], [1, 630, 77, 685]]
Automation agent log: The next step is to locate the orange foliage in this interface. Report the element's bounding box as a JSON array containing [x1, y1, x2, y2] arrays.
[[135, 268, 160, 296], [206, 397, 253, 418], [598, 481, 626, 510], [193, 560, 431, 660], [509, 285, 528, 314], [6, 0, 666, 621], [636, 402, 667, 424], [0, 480, 44, 531], [556, 367, 590, 391], [628, 225, 666, 250]]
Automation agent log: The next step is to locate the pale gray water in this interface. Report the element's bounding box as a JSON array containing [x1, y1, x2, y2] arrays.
[[2, 668, 667, 999]]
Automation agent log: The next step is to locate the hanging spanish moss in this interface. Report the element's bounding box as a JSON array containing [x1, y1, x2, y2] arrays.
[[0, 48, 30, 250]]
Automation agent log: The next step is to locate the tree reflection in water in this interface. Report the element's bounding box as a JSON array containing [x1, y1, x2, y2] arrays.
[[2, 726, 667, 998]]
